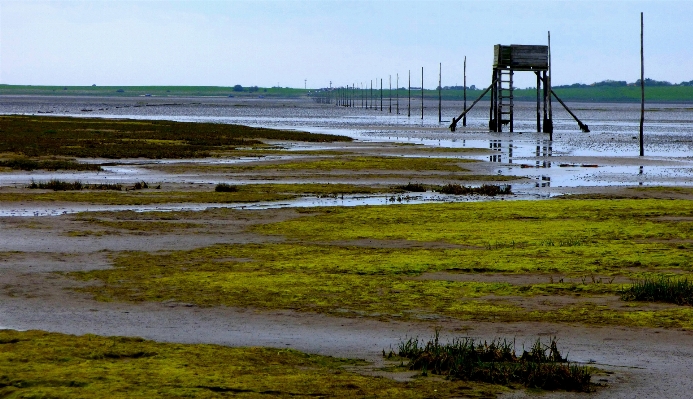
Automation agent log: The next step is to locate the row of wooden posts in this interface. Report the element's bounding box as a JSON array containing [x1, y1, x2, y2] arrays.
[[316, 59, 469, 126]]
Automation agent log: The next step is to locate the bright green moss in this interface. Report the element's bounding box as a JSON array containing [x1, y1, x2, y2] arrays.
[[0, 330, 497, 398], [69, 199, 693, 329]]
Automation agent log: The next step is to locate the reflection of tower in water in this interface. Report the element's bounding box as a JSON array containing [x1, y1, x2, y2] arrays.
[[535, 139, 552, 187], [535, 139, 553, 168], [488, 139, 516, 163]]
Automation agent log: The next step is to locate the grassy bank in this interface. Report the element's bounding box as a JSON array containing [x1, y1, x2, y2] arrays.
[[71, 198, 693, 329]]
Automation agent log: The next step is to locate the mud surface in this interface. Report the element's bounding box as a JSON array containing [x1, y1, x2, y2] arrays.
[[2, 96, 693, 397]]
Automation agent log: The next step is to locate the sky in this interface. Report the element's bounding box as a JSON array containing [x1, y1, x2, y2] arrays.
[[1, 0, 691, 89]]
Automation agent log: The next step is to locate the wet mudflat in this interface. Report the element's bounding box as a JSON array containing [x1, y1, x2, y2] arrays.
[[2, 96, 693, 397]]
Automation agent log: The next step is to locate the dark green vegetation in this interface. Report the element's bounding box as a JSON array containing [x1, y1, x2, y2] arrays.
[[394, 332, 593, 392], [0, 330, 497, 398], [0, 115, 350, 159], [0, 157, 101, 171], [621, 276, 693, 305], [214, 183, 238, 192], [438, 184, 513, 196], [27, 180, 147, 191], [70, 199, 693, 329], [398, 182, 427, 192]]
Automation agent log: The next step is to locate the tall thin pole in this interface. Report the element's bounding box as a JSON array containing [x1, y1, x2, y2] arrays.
[[463, 56, 467, 127], [408, 70, 411, 117], [548, 31, 553, 140], [370, 80, 372, 110], [421, 67, 424, 120], [380, 78, 383, 111], [438, 62, 442, 123], [640, 11, 645, 157], [389, 75, 392, 113], [396, 74, 399, 114]]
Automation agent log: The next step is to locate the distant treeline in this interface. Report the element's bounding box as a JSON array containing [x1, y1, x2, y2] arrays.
[[2, 80, 693, 103]]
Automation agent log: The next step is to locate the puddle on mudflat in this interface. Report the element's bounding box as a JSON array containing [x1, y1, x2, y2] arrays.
[[0, 192, 534, 217]]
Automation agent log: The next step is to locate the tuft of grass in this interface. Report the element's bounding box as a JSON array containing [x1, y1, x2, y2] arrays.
[[438, 184, 512, 196], [397, 182, 427, 192], [621, 276, 693, 305], [395, 330, 593, 392], [28, 179, 84, 191], [0, 329, 493, 398], [27, 180, 146, 192], [215, 183, 238, 192]]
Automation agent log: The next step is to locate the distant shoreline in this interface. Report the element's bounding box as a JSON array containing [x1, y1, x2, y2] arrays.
[[1, 84, 692, 103]]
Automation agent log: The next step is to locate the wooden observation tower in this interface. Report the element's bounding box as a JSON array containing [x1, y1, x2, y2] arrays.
[[490, 44, 550, 133], [450, 37, 589, 136]]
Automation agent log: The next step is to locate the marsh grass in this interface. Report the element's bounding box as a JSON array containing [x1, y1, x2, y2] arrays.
[[621, 276, 693, 305], [0, 115, 350, 159], [27, 180, 145, 191], [0, 157, 101, 171], [0, 330, 490, 398], [397, 182, 427, 192], [438, 184, 512, 196], [392, 331, 593, 392], [215, 183, 238, 192]]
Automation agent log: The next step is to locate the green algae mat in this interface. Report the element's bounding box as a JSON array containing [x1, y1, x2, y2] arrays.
[[0, 330, 498, 398], [0, 115, 349, 159], [71, 199, 693, 329]]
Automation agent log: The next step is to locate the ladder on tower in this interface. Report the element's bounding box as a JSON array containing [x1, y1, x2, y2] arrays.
[[498, 69, 514, 132]]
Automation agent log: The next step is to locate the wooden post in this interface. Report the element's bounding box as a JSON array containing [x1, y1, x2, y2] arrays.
[[640, 12, 645, 157], [463, 56, 467, 127], [547, 31, 553, 140], [438, 62, 442, 123], [369, 80, 372, 109], [380, 79, 383, 111], [536, 72, 541, 132], [389, 75, 392, 113], [396, 73, 399, 114], [421, 67, 424, 120], [408, 70, 411, 117]]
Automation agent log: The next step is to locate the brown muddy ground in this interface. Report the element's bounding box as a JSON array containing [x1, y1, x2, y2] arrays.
[[3, 97, 693, 397], [2, 201, 693, 398]]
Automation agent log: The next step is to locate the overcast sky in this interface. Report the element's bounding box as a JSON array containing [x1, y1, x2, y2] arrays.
[[1, 0, 691, 89]]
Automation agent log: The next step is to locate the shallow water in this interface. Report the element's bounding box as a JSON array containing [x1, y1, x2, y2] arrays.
[[1, 96, 693, 212], [0, 191, 534, 217]]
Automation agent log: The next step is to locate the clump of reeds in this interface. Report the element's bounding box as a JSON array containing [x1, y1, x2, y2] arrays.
[[397, 182, 427, 192], [438, 184, 512, 196], [215, 183, 239, 193], [28, 179, 84, 191], [390, 330, 593, 392], [89, 183, 123, 191], [28, 180, 126, 191], [621, 276, 693, 305]]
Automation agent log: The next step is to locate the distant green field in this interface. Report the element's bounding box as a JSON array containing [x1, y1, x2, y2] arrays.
[[1, 84, 692, 103], [0, 84, 309, 98]]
